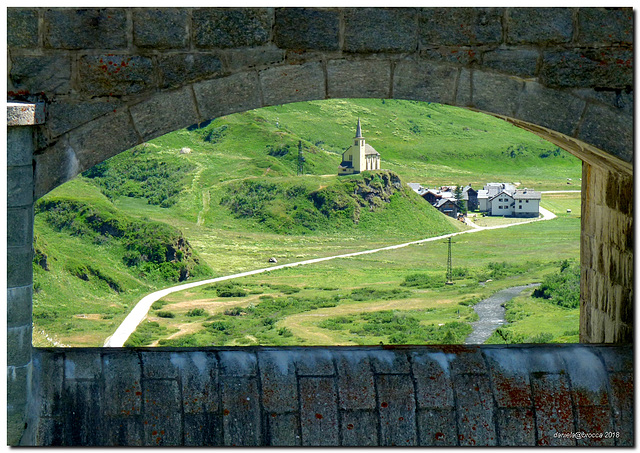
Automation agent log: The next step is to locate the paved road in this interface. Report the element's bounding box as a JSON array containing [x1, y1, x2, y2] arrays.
[[104, 204, 558, 347]]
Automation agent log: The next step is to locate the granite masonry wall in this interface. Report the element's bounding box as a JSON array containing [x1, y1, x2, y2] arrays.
[[7, 7, 633, 446]]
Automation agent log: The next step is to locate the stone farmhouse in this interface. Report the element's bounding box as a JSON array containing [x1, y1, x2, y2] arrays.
[[338, 119, 381, 175], [477, 183, 541, 217]]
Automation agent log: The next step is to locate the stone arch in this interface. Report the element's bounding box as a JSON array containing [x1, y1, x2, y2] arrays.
[[7, 7, 633, 446]]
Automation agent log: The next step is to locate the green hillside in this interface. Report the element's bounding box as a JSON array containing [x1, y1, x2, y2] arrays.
[[32, 99, 582, 347]]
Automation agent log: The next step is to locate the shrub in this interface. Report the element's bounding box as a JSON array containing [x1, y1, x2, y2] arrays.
[[186, 308, 207, 317], [401, 273, 445, 289], [156, 311, 175, 318], [151, 300, 169, 310], [532, 263, 580, 308], [277, 327, 293, 337]]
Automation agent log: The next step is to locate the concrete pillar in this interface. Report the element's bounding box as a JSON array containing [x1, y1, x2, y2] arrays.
[[7, 101, 44, 445]]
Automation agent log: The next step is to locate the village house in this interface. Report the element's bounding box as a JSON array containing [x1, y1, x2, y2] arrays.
[[338, 119, 381, 175]]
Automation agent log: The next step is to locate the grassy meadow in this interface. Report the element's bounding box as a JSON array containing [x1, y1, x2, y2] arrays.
[[31, 99, 582, 347]]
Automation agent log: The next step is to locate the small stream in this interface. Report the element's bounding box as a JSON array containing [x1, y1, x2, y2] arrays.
[[464, 283, 540, 344]]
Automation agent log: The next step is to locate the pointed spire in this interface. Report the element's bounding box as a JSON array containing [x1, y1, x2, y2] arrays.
[[355, 118, 363, 138]]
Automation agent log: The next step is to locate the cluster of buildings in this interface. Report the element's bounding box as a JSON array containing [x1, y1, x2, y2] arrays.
[[408, 182, 541, 218]]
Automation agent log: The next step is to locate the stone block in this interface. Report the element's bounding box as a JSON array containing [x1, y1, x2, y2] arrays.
[[47, 98, 122, 138], [78, 55, 154, 96], [368, 349, 410, 374], [578, 8, 633, 45], [260, 62, 325, 106], [575, 406, 615, 446], [8, 8, 39, 48], [340, 410, 379, 446], [293, 349, 335, 376], [609, 372, 633, 446], [184, 413, 223, 446], [224, 46, 285, 72], [376, 374, 417, 446], [258, 350, 298, 413], [102, 351, 142, 417], [44, 8, 127, 49], [7, 206, 33, 248], [33, 352, 62, 417], [485, 356, 532, 408], [158, 53, 223, 89], [600, 345, 632, 373], [516, 81, 585, 137], [421, 46, 480, 65], [496, 407, 535, 446], [299, 377, 339, 446], [472, 70, 523, 117], [7, 246, 33, 289], [344, 8, 418, 53], [274, 8, 339, 51], [561, 347, 609, 407], [417, 408, 457, 446], [62, 380, 104, 446], [8, 166, 33, 207], [531, 373, 576, 446], [335, 351, 376, 410], [411, 351, 454, 409], [419, 8, 503, 46], [103, 417, 143, 447], [10, 55, 71, 95], [540, 48, 633, 90], [456, 68, 472, 106], [142, 379, 182, 446], [507, 8, 573, 44], [221, 377, 261, 446], [577, 102, 633, 163], [7, 285, 33, 327], [452, 374, 496, 446], [219, 350, 257, 376], [482, 48, 539, 78], [448, 348, 487, 375], [35, 416, 64, 446], [267, 412, 301, 446], [133, 8, 188, 49], [193, 8, 273, 49], [141, 351, 179, 379], [179, 351, 219, 414], [7, 364, 31, 409], [193, 72, 261, 122], [8, 126, 33, 166], [130, 87, 200, 141], [394, 60, 458, 105], [327, 59, 390, 99], [64, 351, 102, 380]]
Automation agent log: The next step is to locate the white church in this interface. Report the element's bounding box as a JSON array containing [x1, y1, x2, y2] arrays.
[[338, 119, 381, 175]]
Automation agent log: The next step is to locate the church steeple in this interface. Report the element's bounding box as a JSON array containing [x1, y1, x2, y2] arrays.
[[355, 118, 363, 138]]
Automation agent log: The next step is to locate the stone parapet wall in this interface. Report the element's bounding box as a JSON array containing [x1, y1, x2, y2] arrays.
[[31, 345, 633, 447]]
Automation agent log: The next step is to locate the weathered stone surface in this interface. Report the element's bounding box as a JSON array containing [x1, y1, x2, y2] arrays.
[[179, 352, 218, 414], [575, 406, 615, 446], [340, 410, 378, 446], [7, 246, 33, 288], [133, 8, 188, 49], [7, 364, 31, 408], [369, 350, 410, 374], [516, 81, 585, 136], [577, 102, 633, 163], [484, 353, 532, 408], [224, 46, 285, 71], [376, 374, 417, 446], [453, 374, 496, 446], [8, 103, 45, 128], [267, 412, 301, 446], [482, 48, 539, 78], [456, 68, 472, 106], [219, 350, 257, 376], [194, 72, 261, 121], [221, 377, 261, 446], [411, 352, 454, 408], [64, 351, 102, 380], [274, 8, 339, 51], [448, 348, 487, 375], [7, 8, 39, 48], [344, 8, 418, 53], [420, 8, 503, 46], [421, 46, 480, 65], [335, 352, 376, 410], [7, 207, 33, 248], [417, 408, 457, 446], [600, 345, 633, 373], [47, 99, 120, 138], [142, 380, 182, 446], [394, 60, 458, 104], [531, 373, 576, 446], [158, 53, 223, 89], [103, 417, 143, 447], [130, 87, 200, 141], [10, 55, 72, 95], [102, 352, 142, 417], [562, 347, 610, 406], [299, 377, 339, 446], [293, 349, 335, 376], [193, 8, 273, 49], [7, 285, 33, 327], [78, 55, 154, 96], [609, 372, 633, 446], [62, 380, 104, 446], [540, 49, 633, 89], [184, 413, 223, 446], [8, 166, 33, 207], [472, 70, 523, 116], [496, 407, 535, 446], [507, 8, 573, 44], [260, 62, 325, 106], [577, 8, 633, 45], [327, 59, 390, 99], [258, 350, 298, 413], [44, 8, 127, 49], [35, 417, 64, 446]]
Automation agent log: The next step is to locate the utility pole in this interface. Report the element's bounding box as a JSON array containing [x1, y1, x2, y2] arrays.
[[444, 237, 455, 285], [297, 140, 305, 175]]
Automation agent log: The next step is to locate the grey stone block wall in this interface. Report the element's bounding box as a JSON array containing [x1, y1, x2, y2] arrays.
[[29, 345, 633, 447]]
